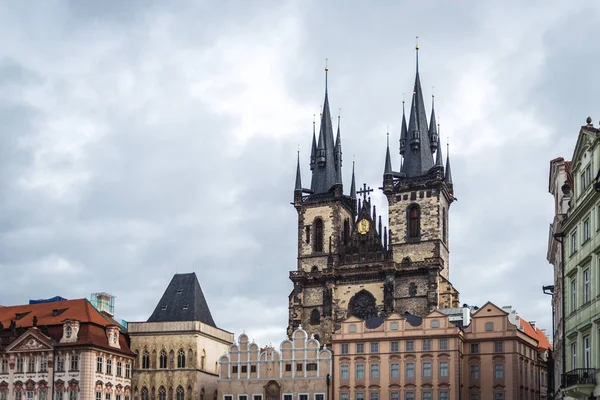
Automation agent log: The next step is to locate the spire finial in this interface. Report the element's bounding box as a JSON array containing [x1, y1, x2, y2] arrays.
[[325, 58, 329, 92], [415, 36, 420, 72]]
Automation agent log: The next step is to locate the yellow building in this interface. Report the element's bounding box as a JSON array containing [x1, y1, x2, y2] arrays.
[[218, 327, 332, 400], [129, 273, 233, 400]]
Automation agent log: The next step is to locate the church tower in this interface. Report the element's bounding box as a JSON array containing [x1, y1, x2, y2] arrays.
[[288, 49, 459, 346]]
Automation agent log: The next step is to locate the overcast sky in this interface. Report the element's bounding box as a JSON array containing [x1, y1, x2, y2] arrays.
[[1, 0, 599, 347]]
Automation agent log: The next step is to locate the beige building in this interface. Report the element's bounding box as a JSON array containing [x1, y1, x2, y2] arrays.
[[218, 327, 332, 400], [331, 302, 551, 400], [129, 273, 233, 400], [0, 297, 134, 400]]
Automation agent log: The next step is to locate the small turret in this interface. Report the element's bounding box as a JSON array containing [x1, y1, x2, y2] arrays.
[[334, 115, 343, 185], [408, 91, 421, 151], [350, 161, 357, 199], [310, 116, 317, 171], [384, 132, 392, 176], [445, 143, 453, 185], [429, 94, 438, 153], [399, 99, 407, 155], [295, 151, 302, 192]]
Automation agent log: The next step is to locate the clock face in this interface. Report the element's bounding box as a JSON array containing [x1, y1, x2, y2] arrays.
[[357, 219, 370, 234]]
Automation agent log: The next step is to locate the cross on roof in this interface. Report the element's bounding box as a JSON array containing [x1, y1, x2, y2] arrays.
[[357, 183, 373, 201]]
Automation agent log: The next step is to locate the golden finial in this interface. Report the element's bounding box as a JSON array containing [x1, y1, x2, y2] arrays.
[[432, 86, 435, 97], [353, 154, 356, 163], [415, 36, 419, 50], [338, 108, 341, 119], [387, 125, 389, 136], [325, 58, 329, 72], [402, 92, 405, 104]]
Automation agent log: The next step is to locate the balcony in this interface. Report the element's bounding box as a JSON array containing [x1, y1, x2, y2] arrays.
[[562, 368, 596, 398]]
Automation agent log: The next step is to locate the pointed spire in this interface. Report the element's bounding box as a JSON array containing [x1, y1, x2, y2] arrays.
[[399, 97, 407, 155], [445, 142, 453, 184], [350, 160, 356, 199], [295, 150, 302, 191], [402, 42, 434, 178], [310, 62, 337, 194], [310, 115, 317, 170], [435, 131, 443, 168], [384, 130, 392, 175], [335, 112, 343, 185], [429, 93, 438, 153], [415, 36, 420, 73]]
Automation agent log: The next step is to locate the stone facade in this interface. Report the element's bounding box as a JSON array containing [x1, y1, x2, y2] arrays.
[[129, 319, 233, 400], [218, 327, 332, 400]]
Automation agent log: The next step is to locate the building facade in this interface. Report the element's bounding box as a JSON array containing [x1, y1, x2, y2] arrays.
[[0, 298, 134, 400], [218, 327, 332, 400], [129, 273, 233, 400], [331, 302, 550, 400], [547, 156, 572, 398], [551, 118, 600, 399], [289, 47, 459, 347]]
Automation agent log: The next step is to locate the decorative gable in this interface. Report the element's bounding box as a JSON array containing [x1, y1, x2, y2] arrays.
[[106, 326, 120, 349], [5, 329, 53, 353], [60, 320, 80, 343]]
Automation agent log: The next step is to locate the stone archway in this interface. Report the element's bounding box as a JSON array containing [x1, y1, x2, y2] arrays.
[[264, 381, 280, 400]]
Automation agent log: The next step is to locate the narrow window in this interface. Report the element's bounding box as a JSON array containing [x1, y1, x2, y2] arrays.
[[305, 226, 311, 244], [439, 361, 448, 377], [343, 219, 350, 245], [584, 336, 591, 368], [310, 309, 320, 325], [142, 351, 150, 369], [177, 349, 186, 368], [408, 206, 420, 238], [442, 207, 447, 243], [160, 350, 168, 369], [571, 279, 577, 312], [584, 268, 590, 303], [314, 219, 324, 252]]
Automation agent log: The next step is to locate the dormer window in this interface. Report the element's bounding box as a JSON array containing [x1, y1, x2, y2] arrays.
[[177, 289, 183, 295], [183, 304, 189, 310], [61, 321, 80, 343], [161, 305, 167, 311], [66, 326, 72, 338]]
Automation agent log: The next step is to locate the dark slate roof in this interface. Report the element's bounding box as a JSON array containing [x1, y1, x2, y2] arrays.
[[401, 312, 423, 327], [147, 273, 217, 327]]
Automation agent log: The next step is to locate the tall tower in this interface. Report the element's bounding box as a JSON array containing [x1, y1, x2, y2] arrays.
[[288, 50, 459, 346]]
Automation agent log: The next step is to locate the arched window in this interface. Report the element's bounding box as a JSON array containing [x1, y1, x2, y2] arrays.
[[310, 309, 320, 325], [189, 349, 194, 368], [142, 351, 150, 369], [314, 218, 324, 252], [177, 349, 186, 368], [201, 350, 206, 370], [141, 388, 149, 400], [407, 205, 420, 238], [343, 219, 350, 245], [442, 207, 447, 243], [176, 387, 185, 400], [200, 388, 205, 400], [159, 350, 167, 369], [169, 350, 174, 369], [158, 387, 166, 400]]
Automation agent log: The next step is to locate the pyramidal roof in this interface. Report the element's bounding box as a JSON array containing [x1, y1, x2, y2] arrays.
[[147, 273, 216, 327]]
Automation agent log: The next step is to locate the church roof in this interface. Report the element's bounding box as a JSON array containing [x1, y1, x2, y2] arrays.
[[147, 273, 217, 327]]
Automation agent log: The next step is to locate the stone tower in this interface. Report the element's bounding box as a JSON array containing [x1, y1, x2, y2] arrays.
[[288, 50, 459, 346]]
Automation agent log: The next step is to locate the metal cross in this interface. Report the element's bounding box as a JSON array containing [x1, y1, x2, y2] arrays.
[[357, 183, 373, 201]]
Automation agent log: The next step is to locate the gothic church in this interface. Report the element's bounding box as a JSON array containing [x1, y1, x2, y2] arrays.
[[288, 48, 460, 345]]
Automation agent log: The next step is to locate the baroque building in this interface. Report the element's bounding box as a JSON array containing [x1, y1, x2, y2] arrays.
[[217, 327, 332, 400], [0, 297, 134, 400], [331, 302, 551, 400], [289, 48, 459, 345], [129, 273, 233, 400], [548, 117, 600, 400]]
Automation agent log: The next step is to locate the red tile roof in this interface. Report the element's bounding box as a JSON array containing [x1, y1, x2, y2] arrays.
[[0, 299, 133, 356], [520, 319, 552, 351]]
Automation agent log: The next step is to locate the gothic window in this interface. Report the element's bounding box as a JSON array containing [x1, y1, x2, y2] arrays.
[[407, 205, 420, 238], [310, 309, 320, 325], [409, 283, 417, 297], [176, 387, 184, 400], [159, 350, 167, 369], [314, 218, 324, 252], [442, 207, 447, 243], [190, 349, 196, 368], [305, 226, 311, 244], [159, 388, 166, 400], [177, 349, 186, 368], [141, 389, 149, 400], [142, 351, 150, 369], [348, 290, 377, 320], [343, 219, 350, 245]]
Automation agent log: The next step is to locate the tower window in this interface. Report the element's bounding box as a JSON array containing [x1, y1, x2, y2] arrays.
[[310, 309, 320, 325], [343, 219, 350, 245], [442, 207, 447, 243], [305, 226, 311, 244], [314, 218, 324, 252], [407, 205, 420, 238]]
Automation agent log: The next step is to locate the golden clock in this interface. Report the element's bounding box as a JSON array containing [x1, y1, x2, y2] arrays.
[[357, 218, 370, 234]]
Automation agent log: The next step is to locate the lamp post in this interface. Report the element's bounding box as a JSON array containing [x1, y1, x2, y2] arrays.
[[542, 284, 555, 399]]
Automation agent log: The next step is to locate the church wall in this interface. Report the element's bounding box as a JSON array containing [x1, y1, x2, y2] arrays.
[[334, 282, 385, 313]]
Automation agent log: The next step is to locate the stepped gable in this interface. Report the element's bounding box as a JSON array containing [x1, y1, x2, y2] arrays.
[[147, 272, 217, 327]]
